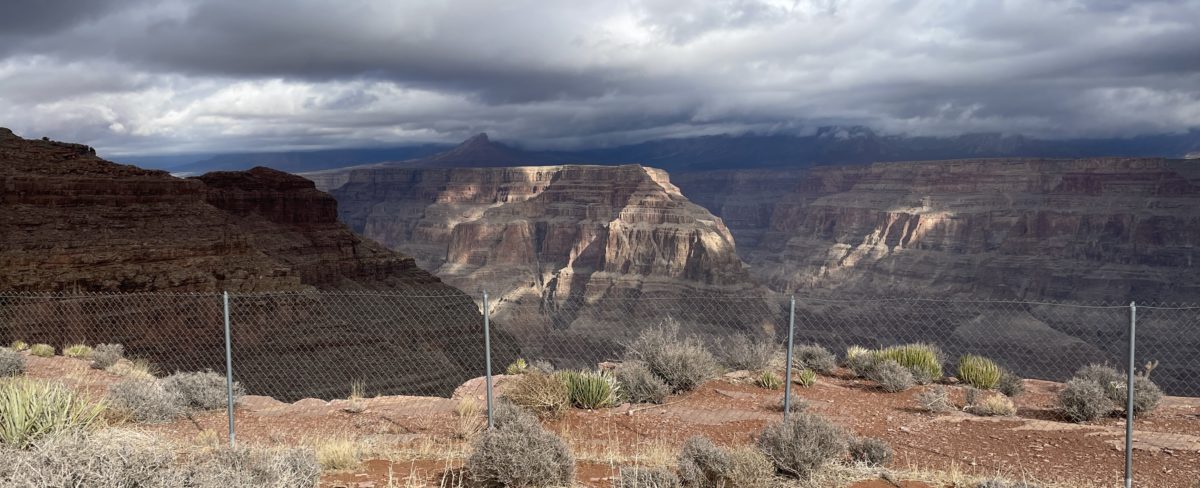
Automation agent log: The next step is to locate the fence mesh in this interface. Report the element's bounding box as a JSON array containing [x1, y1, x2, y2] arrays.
[[1, 291, 1198, 485]]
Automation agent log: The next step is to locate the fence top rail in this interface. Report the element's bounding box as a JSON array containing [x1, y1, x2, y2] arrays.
[[1, 290, 1197, 309]]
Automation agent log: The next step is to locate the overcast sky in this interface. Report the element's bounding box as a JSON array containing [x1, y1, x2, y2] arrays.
[[1, 0, 1198, 156]]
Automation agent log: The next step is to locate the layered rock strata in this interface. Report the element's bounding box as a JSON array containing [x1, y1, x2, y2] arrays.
[[0, 128, 517, 400]]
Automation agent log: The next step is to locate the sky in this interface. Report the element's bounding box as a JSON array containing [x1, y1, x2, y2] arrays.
[[1, 0, 1198, 156]]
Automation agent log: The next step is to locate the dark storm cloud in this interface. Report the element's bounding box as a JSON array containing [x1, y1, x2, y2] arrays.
[[0, 0, 1198, 155]]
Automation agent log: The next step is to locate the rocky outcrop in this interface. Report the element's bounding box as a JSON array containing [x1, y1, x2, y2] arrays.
[[0, 128, 517, 400], [330, 164, 777, 363], [712, 158, 1200, 302]]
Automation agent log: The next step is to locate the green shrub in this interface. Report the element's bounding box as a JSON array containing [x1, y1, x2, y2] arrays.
[[756, 370, 782, 390], [0, 348, 25, 376], [677, 436, 732, 488], [162, 370, 243, 411], [792, 344, 837, 374], [757, 412, 847, 478], [616, 466, 681, 488], [957, 354, 1001, 389], [1113, 375, 1163, 415], [848, 437, 893, 466], [1058, 378, 1111, 422], [108, 377, 187, 423], [715, 333, 777, 371], [0, 378, 106, 448], [614, 361, 670, 404], [466, 399, 574, 488], [505, 358, 528, 375], [560, 370, 620, 409], [877, 344, 942, 384], [90, 343, 125, 370], [62, 344, 93, 359], [9, 341, 28, 352], [867, 359, 915, 393], [997, 370, 1025, 397], [625, 319, 718, 392], [915, 386, 954, 413], [29, 343, 55, 358], [796, 368, 817, 388], [505, 371, 570, 417]]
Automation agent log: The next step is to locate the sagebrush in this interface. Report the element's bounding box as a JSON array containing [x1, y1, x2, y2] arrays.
[[624, 318, 717, 392], [90, 343, 124, 370], [714, 333, 777, 371], [677, 436, 732, 488], [162, 370, 244, 411], [867, 359, 915, 393], [0, 348, 25, 376], [466, 399, 574, 488], [614, 361, 670, 404], [107, 377, 187, 423], [916, 386, 954, 413], [792, 344, 837, 374], [757, 412, 847, 478], [1058, 378, 1110, 422], [848, 437, 893, 466]]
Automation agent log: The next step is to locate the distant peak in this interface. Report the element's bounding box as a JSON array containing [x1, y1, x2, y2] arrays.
[[461, 133, 491, 145]]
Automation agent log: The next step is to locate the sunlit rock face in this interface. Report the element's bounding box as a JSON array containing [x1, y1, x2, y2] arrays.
[[330, 164, 778, 362], [675, 158, 1200, 302]]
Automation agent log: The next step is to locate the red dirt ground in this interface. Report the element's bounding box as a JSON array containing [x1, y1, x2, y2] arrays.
[[22, 353, 1200, 487]]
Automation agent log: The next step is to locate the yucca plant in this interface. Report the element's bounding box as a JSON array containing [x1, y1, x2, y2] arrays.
[[9, 341, 28, 352], [756, 370, 782, 390], [845, 345, 871, 362], [28, 344, 55, 358], [796, 368, 817, 388], [0, 378, 106, 448], [559, 370, 620, 409], [505, 358, 529, 375], [62, 344, 93, 359], [877, 344, 943, 383], [958, 354, 1002, 390]]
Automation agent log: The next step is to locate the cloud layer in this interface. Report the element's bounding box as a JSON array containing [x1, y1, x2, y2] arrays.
[[1, 0, 1198, 155]]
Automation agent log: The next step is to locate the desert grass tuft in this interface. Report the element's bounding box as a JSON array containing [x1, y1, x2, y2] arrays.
[[62, 343, 93, 359], [957, 354, 1002, 390], [28, 343, 55, 358]]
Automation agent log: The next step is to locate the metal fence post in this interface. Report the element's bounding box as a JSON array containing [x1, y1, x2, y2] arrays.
[[1124, 301, 1136, 488], [783, 295, 796, 423], [222, 291, 236, 448], [483, 290, 495, 430]]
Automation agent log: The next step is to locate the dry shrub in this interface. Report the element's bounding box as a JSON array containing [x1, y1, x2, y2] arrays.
[[162, 370, 243, 411], [915, 386, 954, 413], [756, 412, 847, 479], [792, 344, 837, 374], [677, 436, 731, 488], [714, 333, 777, 371], [505, 371, 570, 417], [726, 446, 774, 488], [453, 397, 485, 440], [971, 395, 1016, 417], [184, 444, 321, 487], [848, 437, 893, 466], [1113, 375, 1163, 415], [867, 359, 915, 393], [997, 370, 1025, 397], [624, 318, 718, 393], [0, 348, 25, 377], [90, 343, 124, 370], [616, 466, 681, 488], [107, 377, 187, 423], [1058, 378, 1111, 422], [313, 437, 362, 471], [615, 361, 670, 404], [466, 398, 574, 488]]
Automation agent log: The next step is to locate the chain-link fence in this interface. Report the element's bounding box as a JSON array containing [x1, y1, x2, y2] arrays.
[[1, 291, 1198, 486]]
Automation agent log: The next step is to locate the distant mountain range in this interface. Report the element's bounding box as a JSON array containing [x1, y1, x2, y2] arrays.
[[120, 126, 1200, 174]]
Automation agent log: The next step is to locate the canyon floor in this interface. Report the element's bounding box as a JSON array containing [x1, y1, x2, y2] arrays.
[[22, 353, 1200, 488]]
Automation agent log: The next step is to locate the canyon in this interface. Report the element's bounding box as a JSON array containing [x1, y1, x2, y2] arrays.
[[329, 164, 778, 365], [0, 127, 517, 400]]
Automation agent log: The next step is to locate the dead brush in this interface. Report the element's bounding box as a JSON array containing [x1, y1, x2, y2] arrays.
[[453, 397, 485, 440]]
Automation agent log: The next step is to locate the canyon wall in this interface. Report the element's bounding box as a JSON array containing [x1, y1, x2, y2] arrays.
[[330, 164, 780, 364], [0, 128, 516, 400]]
